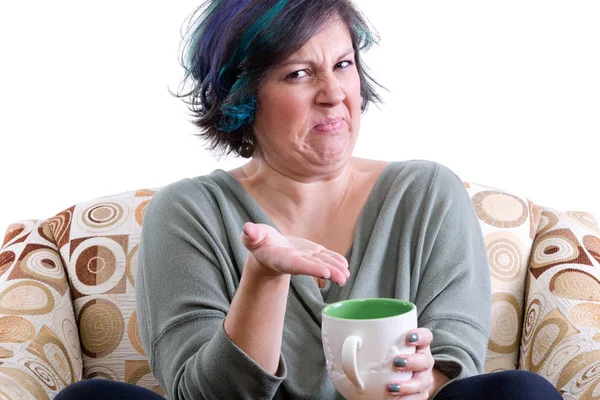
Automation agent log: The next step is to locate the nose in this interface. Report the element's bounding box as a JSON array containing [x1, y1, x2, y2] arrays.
[[315, 76, 345, 107]]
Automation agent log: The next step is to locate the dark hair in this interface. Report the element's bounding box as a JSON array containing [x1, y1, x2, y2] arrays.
[[175, 0, 383, 157]]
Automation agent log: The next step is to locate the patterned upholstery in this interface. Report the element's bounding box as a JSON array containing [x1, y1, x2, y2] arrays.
[[0, 189, 162, 399], [1, 182, 599, 399], [0, 220, 82, 399], [465, 182, 543, 372], [520, 209, 600, 399]]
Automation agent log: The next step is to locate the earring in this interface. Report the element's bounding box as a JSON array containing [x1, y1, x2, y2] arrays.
[[239, 138, 255, 158]]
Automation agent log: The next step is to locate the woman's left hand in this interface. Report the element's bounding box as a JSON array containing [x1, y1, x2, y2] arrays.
[[386, 327, 436, 399]]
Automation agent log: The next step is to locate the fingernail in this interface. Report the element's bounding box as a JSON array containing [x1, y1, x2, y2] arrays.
[[388, 383, 401, 394], [337, 282, 346, 287], [393, 358, 407, 368], [407, 333, 419, 343]]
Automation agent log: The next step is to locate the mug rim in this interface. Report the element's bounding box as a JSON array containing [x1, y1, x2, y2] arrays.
[[322, 298, 415, 321]]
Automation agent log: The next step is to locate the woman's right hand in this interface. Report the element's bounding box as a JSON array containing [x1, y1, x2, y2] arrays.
[[241, 222, 349, 286]]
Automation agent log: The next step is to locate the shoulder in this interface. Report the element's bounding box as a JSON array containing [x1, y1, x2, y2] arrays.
[[382, 161, 480, 237], [386, 159, 457, 180], [352, 158, 448, 185], [147, 176, 206, 211], [366, 160, 469, 213], [351, 157, 463, 190], [399, 159, 463, 186], [380, 159, 464, 192], [144, 173, 227, 228]]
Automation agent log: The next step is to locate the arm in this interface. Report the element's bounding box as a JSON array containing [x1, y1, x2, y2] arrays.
[[417, 164, 491, 380], [373, 163, 490, 399], [224, 255, 290, 375], [225, 222, 348, 374], [136, 183, 347, 399], [136, 185, 286, 400], [390, 163, 490, 398]]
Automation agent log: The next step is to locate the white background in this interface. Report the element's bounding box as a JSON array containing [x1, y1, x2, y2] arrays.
[[1, 0, 598, 234]]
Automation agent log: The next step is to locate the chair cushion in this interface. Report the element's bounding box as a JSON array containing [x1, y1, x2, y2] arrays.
[[0, 220, 83, 399], [50, 188, 164, 395], [465, 182, 543, 372], [519, 209, 600, 398]]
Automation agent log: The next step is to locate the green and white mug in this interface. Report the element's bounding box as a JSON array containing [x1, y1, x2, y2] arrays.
[[321, 298, 417, 400]]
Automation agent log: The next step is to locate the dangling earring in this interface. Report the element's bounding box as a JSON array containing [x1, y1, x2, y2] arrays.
[[239, 136, 255, 158]]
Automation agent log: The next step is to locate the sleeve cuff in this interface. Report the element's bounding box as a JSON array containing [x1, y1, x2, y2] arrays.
[[433, 356, 466, 381], [210, 322, 287, 387]]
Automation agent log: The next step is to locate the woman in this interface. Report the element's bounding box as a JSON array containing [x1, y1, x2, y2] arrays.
[[57, 0, 562, 399]]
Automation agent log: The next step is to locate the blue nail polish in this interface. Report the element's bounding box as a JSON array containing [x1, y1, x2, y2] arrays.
[[388, 383, 401, 393], [393, 358, 407, 368], [408, 333, 419, 343]]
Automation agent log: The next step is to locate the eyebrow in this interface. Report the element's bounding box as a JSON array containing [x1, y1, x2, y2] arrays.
[[277, 48, 355, 68]]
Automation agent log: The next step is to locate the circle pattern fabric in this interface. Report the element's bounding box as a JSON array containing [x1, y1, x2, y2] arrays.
[[77, 202, 129, 233], [2, 182, 599, 398], [78, 299, 124, 358]]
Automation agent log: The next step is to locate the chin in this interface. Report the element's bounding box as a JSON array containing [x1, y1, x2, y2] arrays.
[[312, 148, 352, 166]]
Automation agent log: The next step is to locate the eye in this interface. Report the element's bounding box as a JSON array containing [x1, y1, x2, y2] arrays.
[[285, 69, 309, 80], [335, 60, 354, 70]]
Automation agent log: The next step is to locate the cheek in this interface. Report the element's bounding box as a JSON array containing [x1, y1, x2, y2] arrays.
[[340, 72, 361, 109], [346, 75, 362, 118], [257, 90, 308, 131], [350, 75, 362, 108]]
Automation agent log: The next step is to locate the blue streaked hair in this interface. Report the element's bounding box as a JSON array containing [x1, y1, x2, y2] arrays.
[[175, 0, 382, 157]]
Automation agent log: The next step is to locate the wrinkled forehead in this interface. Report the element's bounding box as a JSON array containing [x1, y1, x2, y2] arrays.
[[277, 18, 355, 64]]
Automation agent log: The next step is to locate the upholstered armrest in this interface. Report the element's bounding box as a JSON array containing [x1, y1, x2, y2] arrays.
[[0, 220, 83, 399], [465, 182, 543, 372], [519, 209, 600, 399]]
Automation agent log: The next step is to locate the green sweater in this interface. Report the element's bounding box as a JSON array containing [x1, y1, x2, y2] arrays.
[[136, 160, 491, 400]]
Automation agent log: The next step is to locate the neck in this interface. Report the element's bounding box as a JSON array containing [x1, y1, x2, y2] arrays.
[[238, 157, 356, 235]]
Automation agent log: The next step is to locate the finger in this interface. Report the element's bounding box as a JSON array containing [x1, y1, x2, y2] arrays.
[[312, 251, 349, 277], [322, 249, 349, 267], [406, 328, 433, 348], [390, 392, 428, 400], [386, 376, 431, 399], [317, 250, 350, 280], [391, 352, 434, 373], [328, 265, 348, 285], [393, 395, 427, 400], [411, 370, 434, 399], [241, 222, 266, 249], [298, 255, 347, 285], [309, 255, 348, 285], [287, 255, 332, 278]]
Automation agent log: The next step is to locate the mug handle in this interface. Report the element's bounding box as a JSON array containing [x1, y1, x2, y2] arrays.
[[341, 335, 364, 394]]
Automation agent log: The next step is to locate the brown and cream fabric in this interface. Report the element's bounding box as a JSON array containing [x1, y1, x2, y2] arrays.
[[0, 220, 83, 399], [0, 182, 599, 399], [520, 209, 600, 399], [0, 189, 164, 399], [465, 183, 544, 372], [59, 189, 163, 395]]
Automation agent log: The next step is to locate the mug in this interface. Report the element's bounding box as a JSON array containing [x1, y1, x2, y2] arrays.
[[321, 298, 417, 400]]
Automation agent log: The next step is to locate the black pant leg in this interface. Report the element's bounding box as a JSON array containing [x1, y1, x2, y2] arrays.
[[433, 370, 563, 400], [55, 379, 167, 400]]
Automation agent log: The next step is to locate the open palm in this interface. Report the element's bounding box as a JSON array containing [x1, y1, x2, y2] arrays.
[[241, 222, 349, 285]]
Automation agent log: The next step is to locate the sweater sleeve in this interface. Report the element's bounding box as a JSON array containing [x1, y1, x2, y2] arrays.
[[413, 164, 491, 382], [135, 180, 286, 400]]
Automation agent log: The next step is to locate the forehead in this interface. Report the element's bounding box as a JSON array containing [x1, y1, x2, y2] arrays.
[[284, 18, 353, 60]]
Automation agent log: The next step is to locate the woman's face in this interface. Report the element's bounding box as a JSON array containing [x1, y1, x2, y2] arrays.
[[252, 18, 362, 176]]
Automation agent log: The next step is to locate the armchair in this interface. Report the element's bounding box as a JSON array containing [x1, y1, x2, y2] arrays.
[[1, 182, 599, 399]]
